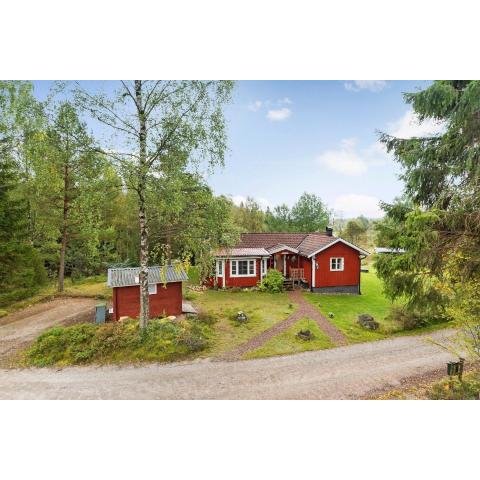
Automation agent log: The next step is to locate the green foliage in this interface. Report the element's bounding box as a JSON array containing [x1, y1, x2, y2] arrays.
[[26, 317, 212, 367], [386, 305, 428, 330], [290, 192, 330, 232], [232, 197, 265, 232], [343, 219, 367, 244], [264, 192, 330, 232], [258, 268, 284, 293], [376, 81, 480, 337], [428, 373, 480, 400]]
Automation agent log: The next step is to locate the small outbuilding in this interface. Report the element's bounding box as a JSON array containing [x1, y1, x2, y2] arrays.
[[107, 265, 188, 321]]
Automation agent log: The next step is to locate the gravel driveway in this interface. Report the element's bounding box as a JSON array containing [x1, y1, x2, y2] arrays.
[[0, 297, 97, 366], [0, 329, 456, 399]]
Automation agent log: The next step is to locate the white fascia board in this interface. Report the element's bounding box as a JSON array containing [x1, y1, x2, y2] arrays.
[[268, 245, 299, 255], [307, 238, 370, 258]]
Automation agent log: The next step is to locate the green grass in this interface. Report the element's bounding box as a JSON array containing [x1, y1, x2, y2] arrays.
[[303, 272, 393, 343], [23, 316, 212, 367], [304, 271, 452, 343], [191, 289, 297, 357], [245, 317, 334, 359]]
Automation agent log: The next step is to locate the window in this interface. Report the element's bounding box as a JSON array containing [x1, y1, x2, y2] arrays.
[[148, 283, 157, 295], [216, 260, 223, 277], [330, 257, 344, 271], [230, 259, 256, 277]]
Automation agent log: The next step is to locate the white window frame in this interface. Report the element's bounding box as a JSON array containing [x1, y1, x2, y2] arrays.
[[148, 283, 157, 295], [261, 258, 267, 277], [230, 258, 256, 277], [330, 257, 344, 271], [216, 260, 224, 277]]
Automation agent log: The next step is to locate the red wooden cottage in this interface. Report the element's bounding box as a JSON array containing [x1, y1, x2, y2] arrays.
[[213, 228, 369, 293], [107, 265, 188, 321]]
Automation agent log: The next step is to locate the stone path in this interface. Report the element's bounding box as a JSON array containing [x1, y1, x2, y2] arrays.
[[220, 290, 346, 360]]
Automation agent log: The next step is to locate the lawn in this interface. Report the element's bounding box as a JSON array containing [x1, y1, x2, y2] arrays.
[[190, 289, 297, 357], [303, 271, 452, 343], [244, 317, 334, 359]]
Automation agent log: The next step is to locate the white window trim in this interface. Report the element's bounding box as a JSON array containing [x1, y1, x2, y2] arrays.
[[216, 259, 224, 277], [230, 258, 257, 277], [261, 258, 268, 278], [330, 257, 344, 271], [148, 283, 157, 295]]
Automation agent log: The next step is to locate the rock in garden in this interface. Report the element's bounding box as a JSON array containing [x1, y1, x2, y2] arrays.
[[167, 315, 176, 321], [357, 313, 379, 330], [236, 311, 248, 322], [297, 329, 313, 340]]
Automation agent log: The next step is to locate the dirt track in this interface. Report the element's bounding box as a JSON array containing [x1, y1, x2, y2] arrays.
[[0, 298, 97, 366], [0, 328, 456, 399]]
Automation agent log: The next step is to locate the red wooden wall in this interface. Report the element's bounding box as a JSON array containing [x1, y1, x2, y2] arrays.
[[314, 243, 360, 287], [112, 282, 183, 321]]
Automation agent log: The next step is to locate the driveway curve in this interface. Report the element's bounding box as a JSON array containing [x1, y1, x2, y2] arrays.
[[0, 329, 456, 399], [0, 297, 97, 366]]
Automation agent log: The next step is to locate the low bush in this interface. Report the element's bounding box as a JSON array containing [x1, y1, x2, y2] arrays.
[[387, 305, 428, 330], [428, 374, 480, 400], [26, 317, 212, 367], [258, 269, 284, 293], [187, 311, 217, 325], [183, 289, 196, 301]]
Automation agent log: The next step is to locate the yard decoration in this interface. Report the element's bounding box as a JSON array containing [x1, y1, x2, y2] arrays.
[[357, 313, 379, 330], [235, 311, 248, 323], [328, 312, 334, 318]]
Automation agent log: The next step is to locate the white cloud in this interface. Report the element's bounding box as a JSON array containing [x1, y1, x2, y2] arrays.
[[334, 194, 383, 218], [316, 138, 368, 176], [386, 109, 444, 138], [266, 108, 292, 121], [344, 80, 388, 93], [278, 97, 292, 105], [231, 195, 270, 210], [248, 100, 263, 112]]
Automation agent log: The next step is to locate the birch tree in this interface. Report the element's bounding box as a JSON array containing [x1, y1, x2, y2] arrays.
[[75, 81, 234, 328]]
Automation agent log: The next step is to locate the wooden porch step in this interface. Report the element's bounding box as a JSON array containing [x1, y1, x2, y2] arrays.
[[283, 279, 294, 291]]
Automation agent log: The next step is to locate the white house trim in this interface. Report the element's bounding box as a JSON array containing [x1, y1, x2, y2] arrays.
[[311, 257, 316, 288], [330, 257, 345, 271], [268, 244, 299, 255], [230, 258, 257, 277], [283, 255, 286, 275], [307, 238, 370, 258]]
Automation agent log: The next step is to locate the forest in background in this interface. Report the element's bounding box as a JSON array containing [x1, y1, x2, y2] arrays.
[[0, 81, 378, 308]]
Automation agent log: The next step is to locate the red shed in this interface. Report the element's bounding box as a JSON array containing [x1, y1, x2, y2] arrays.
[[213, 228, 369, 294], [107, 265, 188, 321]]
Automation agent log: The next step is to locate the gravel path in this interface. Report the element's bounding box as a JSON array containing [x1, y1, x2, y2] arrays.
[[0, 297, 97, 366], [221, 290, 346, 360], [0, 329, 456, 399]]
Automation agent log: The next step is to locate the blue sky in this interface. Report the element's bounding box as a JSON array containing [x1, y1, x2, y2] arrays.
[[32, 80, 439, 218]]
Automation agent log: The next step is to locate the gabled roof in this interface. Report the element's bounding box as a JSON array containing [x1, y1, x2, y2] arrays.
[[107, 265, 188, 288], [267, 244, 299, 254], [238, 232, 338, 257], [216, 232, 370, 258]]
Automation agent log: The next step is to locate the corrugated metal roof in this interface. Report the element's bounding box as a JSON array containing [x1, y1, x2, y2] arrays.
[[107, 265, 188, 288], [215, 247, 270, 257]]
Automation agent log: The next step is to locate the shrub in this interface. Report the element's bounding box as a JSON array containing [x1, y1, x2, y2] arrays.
[[258, 269, 284, 293], [428, 375, 480, 400], [26, 317, 212, 367], [183, 290, 196, 301], [387, 305, 428, 330]]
